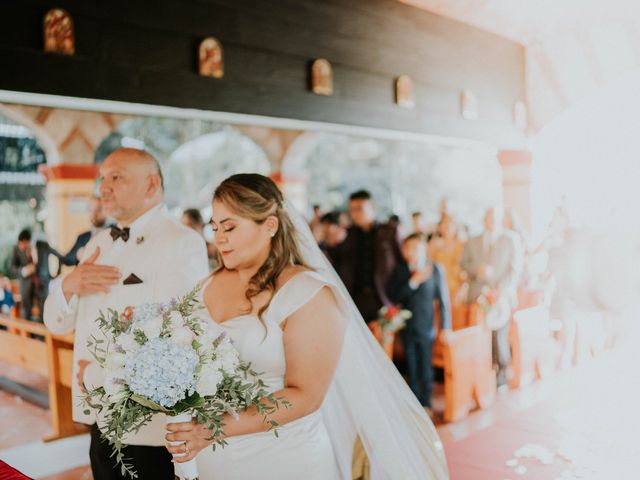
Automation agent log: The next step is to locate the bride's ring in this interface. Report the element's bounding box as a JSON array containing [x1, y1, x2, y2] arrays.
[[184, 442, 190, 456]]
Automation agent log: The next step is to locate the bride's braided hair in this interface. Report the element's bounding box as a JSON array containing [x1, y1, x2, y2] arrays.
[[212, 173, 312, 323]]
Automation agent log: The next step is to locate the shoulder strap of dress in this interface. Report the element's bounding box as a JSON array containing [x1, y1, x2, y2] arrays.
[[267, 271, 329, 324], [195, 273, 214, 299]]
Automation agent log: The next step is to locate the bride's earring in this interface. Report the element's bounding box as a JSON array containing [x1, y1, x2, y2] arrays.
[[270, 231, 276, 238]]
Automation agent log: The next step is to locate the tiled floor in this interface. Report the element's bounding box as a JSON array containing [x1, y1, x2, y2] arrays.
[[441, 330, 640, 479], [2, 331, 639, 479], [0, 390, 51, 451]]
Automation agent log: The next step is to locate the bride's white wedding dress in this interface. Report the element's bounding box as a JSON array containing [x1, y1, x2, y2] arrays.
[[195, 271, 340, 479], [193, 201, 448, 480]]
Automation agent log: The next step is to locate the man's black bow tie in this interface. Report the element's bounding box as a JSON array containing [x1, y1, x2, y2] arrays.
[[110, 226, 130, 242]]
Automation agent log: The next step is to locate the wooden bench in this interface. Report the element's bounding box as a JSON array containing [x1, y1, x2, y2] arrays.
[[439, 325, 496, 422], [433, 302, 482, 368], [0, 315, 88, 441], [373, 303, 495, 423], [451, 304, 468, 330], [430, 303, 495, 422], [509, 306, 557, 388]]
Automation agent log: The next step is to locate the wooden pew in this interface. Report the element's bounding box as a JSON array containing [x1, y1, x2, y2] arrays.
[[0, 315, 88, 441], [451, 304, 469, 330], [439, 326, 496, 422], [10, 279, 21, 317], [508, 306, 557, 388], [517, 288, 545, 310], [433, 302, 483, 366], [390, 300, 495, 423]]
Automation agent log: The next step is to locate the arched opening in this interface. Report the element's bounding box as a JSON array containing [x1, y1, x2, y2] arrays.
[[168, 130, 271, 212], [0, 111, 51, 275], [0, 104, 60, 166], [281, 131, 501, 233], [94, 118, 271, 217]]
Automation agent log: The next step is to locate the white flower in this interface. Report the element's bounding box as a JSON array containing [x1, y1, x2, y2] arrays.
[[198, 324, 225, 355], [103, 377, 125, 399], [116, 332, 139, 353], [197, 363, 223, 396], [214, 339, 240, 373], [171, 325, 195, 347], [140, 316, 163, 339], [168, 311, 185, 329], [104, 352, 127, 376]]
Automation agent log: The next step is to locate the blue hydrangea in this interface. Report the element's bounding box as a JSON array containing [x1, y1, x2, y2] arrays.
[[123, 337, 199, 407], [130, 302, 169, 327]]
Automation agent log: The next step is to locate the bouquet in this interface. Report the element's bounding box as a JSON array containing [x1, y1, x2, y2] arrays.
[[376, 305, 412, 348], [477, 286, 500, 314], [83, 285, 288, 479]]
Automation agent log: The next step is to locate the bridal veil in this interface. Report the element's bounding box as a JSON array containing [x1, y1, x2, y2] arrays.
[[285, 201, 449, 480]]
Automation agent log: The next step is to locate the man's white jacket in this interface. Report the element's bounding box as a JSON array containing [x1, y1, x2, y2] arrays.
[[44, 204, 209, 445]]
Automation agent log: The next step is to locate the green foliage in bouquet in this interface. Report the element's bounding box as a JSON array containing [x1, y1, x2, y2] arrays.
[[82, 284, 290, 478]]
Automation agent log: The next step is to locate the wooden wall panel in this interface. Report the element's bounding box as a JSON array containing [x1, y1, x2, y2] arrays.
[[0, 0, 526, 146]]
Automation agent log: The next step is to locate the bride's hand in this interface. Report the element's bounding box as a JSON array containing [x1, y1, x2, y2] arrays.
[[165, 419, 215, 463]]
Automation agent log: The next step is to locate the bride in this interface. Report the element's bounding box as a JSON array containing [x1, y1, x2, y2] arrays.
[[165, 174, 448, 479]]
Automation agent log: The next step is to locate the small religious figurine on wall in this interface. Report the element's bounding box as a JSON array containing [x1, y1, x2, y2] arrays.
[[199, 37, 224, 78], [310, 59, 333, 96], [43, 8, 75, 55], [461, 89, 479, 120], [395, 75, 415, 109]]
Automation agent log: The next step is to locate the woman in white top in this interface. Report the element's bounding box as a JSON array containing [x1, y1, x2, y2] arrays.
[[165, 174, 448, 480]]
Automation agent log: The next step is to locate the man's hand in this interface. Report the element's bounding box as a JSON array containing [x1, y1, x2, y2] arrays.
[[22, 264, 36, 277], [477, 264, 494, 281], [410, 264, 433, 285], [61, 248, 121, 301], [77, 359, 91, 393]]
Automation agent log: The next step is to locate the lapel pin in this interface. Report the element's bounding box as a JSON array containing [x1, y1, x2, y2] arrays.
[[136, 236, 145, 245]]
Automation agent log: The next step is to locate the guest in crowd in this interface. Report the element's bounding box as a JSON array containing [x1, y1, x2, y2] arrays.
[[429, 213, 465, 304], [334, 190, 402, 323], [411, 211, 426, 235], [387, 214, 401, 235], [59, 195, 108, 266], [309, 204, 323, 241], [0, 274, 15, 316], [10, 229, 39, 321], [503, 209, 527, 248], [388, 233, 451, 412], [317, 211, 346, 265], [458, 223, 471, 243], [460, 207, 521, 386], [503, 208, 530, 289], [181, 208, 207, 236], [34, 238, 59, 314], [425, 198, 449, 240], [182, 207, 218, 270], [337, 211, 351, 229]]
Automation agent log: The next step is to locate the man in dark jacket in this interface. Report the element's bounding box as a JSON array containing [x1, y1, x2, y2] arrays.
[[10, 229, 61, 322], [10, 229, 37, 320], [388, 233, 451, 409], [334, 190, 403, 323]]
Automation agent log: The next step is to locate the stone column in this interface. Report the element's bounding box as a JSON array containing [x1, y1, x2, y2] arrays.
[[498, 150, 532, 233]]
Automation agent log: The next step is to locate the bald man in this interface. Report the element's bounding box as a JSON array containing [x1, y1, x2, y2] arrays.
[[44, 148, 209, 480]]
